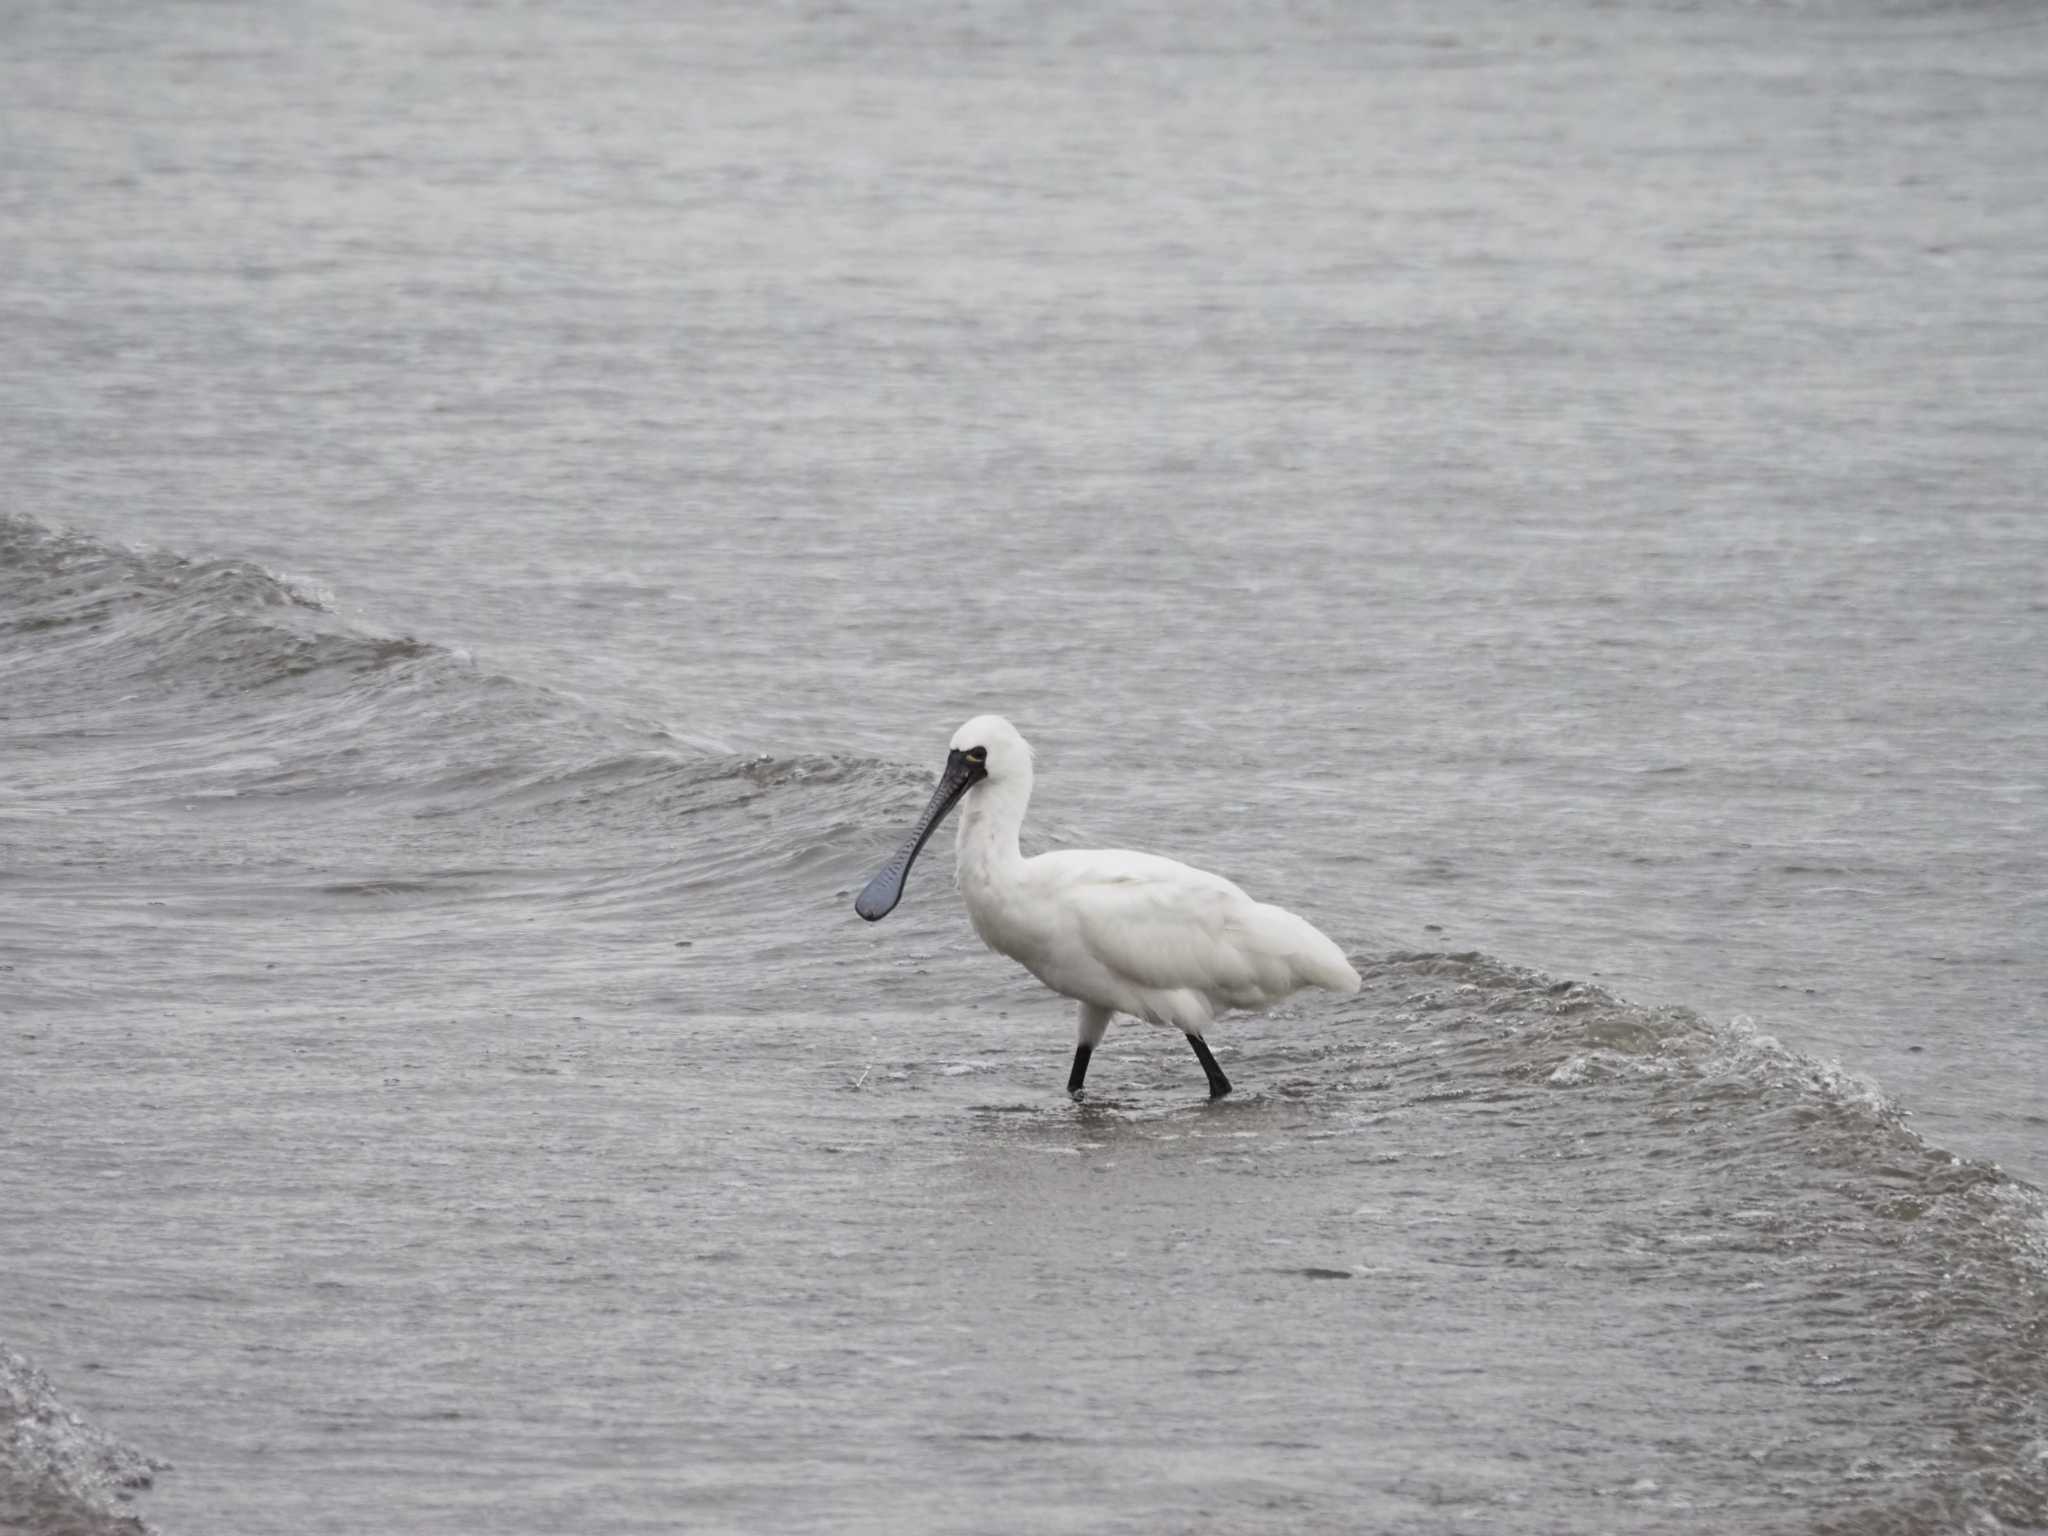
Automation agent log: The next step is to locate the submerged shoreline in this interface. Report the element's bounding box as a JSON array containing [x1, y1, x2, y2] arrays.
[[7, 952, 2043, 1533]]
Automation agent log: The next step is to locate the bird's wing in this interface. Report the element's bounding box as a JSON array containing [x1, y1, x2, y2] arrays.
[[1037, 852, 1268, 997], [1032, 849, 1359, 1005], [1031, 848, 1248, 901]]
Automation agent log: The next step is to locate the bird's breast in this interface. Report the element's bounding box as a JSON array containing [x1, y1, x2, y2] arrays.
[[958, 868, 1054, 972]]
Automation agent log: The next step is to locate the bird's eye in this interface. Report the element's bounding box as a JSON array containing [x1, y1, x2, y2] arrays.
[[966, 746, 986, 763]]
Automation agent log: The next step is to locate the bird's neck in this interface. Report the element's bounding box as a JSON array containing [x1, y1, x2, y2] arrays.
[[955, 773, 1028, 882]]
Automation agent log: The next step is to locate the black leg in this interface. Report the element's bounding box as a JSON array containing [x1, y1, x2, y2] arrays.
[[1187, 1034, 1232, 1099], [1067, 1041, 1093, 1099]]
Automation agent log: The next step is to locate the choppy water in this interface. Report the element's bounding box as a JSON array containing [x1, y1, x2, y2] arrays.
[[4, 2, 2047, 1532]]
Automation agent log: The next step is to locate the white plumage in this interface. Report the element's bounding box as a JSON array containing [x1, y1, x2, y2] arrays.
[[855, 714, 1360, 1099]]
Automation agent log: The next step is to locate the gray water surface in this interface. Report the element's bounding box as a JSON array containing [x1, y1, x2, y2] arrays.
[[3, 2, 2046, 1531]]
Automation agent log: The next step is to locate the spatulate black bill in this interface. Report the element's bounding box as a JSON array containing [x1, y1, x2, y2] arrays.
[[853, 749, 986, 921]]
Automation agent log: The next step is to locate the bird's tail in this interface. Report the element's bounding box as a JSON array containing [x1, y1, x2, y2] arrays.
[[1259, 904, 1363, 995]]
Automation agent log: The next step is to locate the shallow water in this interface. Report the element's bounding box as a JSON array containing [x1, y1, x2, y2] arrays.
[[3, 1, 2046, 1531]]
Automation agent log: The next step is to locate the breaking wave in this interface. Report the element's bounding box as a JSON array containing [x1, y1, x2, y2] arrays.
[[1350, 952, 2047, 1533], [4, 514, 2041, 1532], [1, 1345, 165, 1536]]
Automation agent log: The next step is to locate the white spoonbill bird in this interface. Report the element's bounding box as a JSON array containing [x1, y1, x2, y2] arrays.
[[854, 715, 1361, 1100]]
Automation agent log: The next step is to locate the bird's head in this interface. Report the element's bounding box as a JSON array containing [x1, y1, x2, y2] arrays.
[[948, 713, 1032, 789], [853, 714, 1031, 922]]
